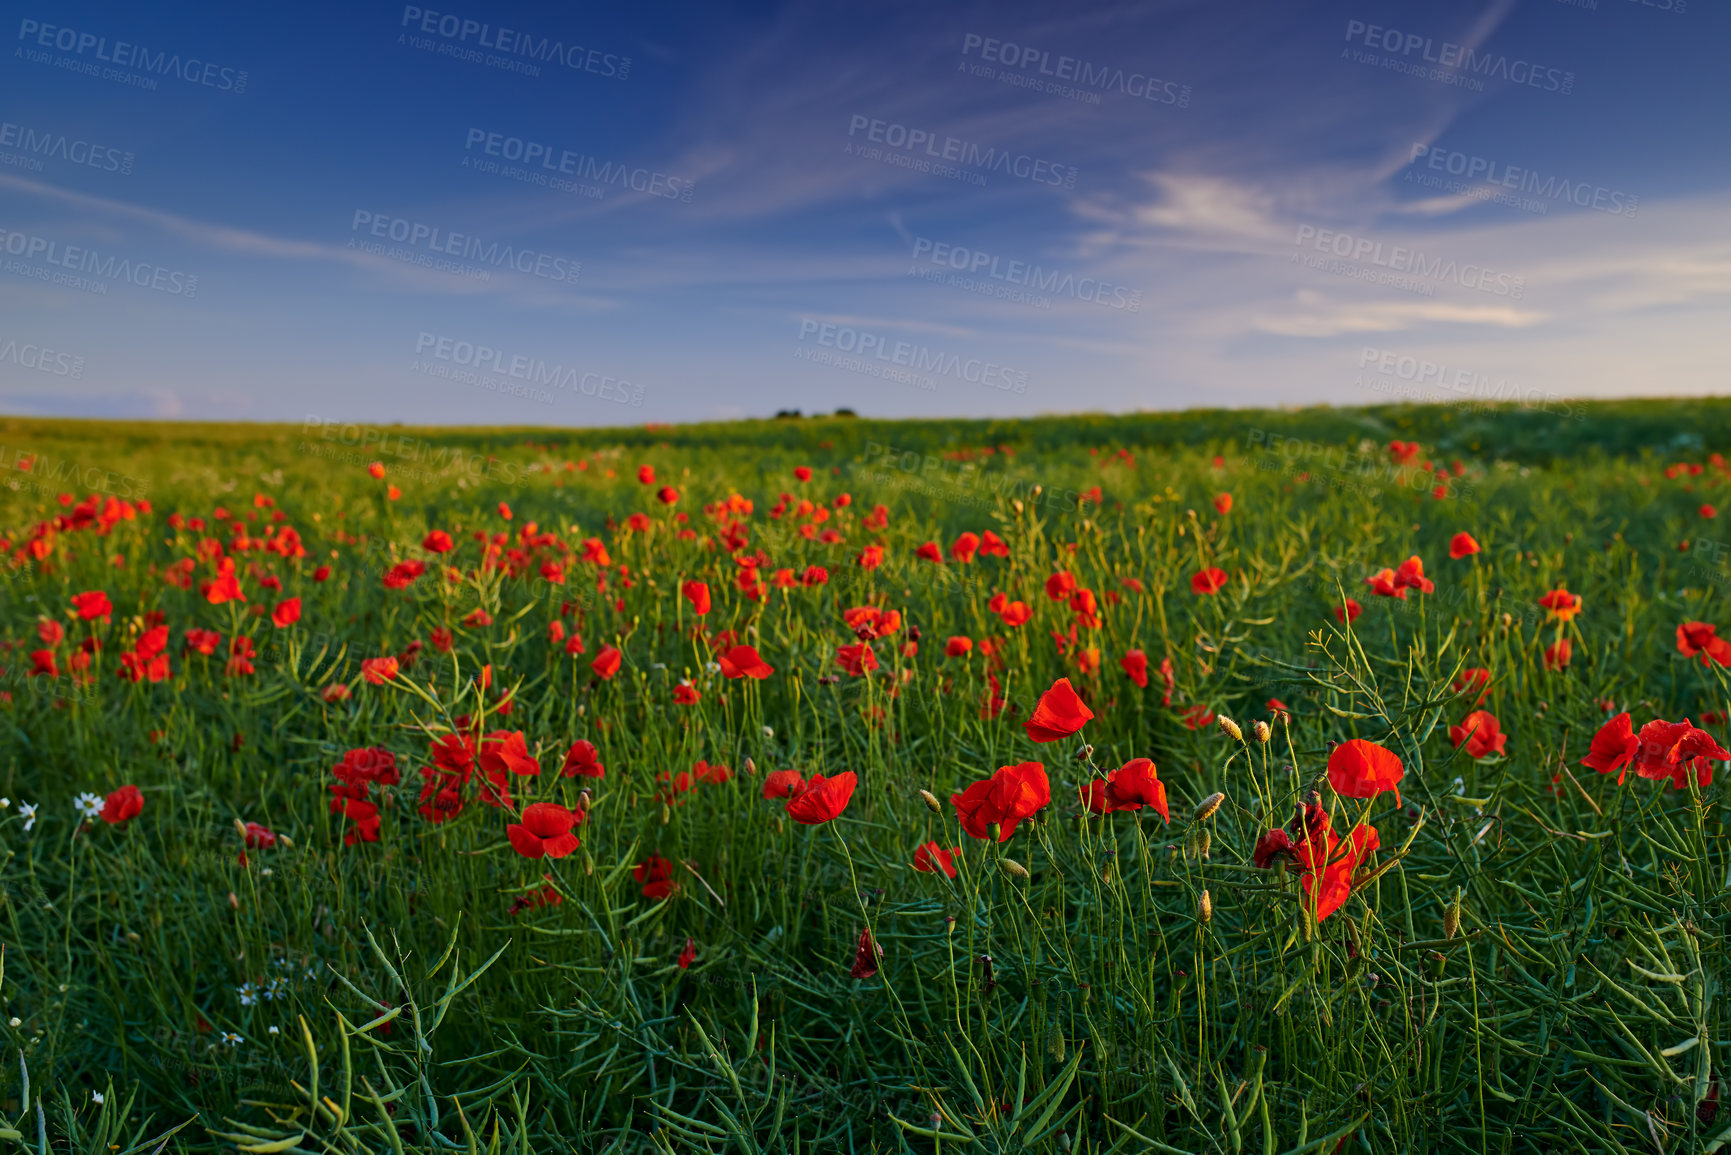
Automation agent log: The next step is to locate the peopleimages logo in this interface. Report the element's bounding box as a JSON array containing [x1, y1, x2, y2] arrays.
[[845, 115, 1078, 188], [910, 238, 1141, 312], [796, 319, 1029, 393], [414, 333, 644, 406], [0, 337, 82, 378], [1292, 225, 1524, 299], [398, 7, 629, 79], [0, 120, 133, 174], [349, 212, 580, 285], [1405, 145, 1637, 218], [1343, 20, 1574, 94], [16, 18, 248, 93], [462, 130, 695, 202], [960, 33, 1191, 107], [0, 228, 197, 296]]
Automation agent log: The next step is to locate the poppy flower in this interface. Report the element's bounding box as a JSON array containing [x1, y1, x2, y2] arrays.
[[950, 532, 980, 563], [849, 929, 881, 979], [801, 565, 829, 586], [1045, 572, 1076, 601], [1024, 677, 1094, 743], [673, 682, 701, 705], [242, 821, 277, 849], [681, 580, 711, 616], [72, 590, 113, 621], [1538, 588, 1582, 622], [1388, 441, 1421, 465], [634, 854, 678, 899], [1098, 757, 1168, 821], [1393, 556, 1434, 594], [999, 601, 1032, 627], [677, 937, 696, 969], [952, 762, 1050, 841], [431, 626, 455, 653], [1678, 621, 1719, 657], [422, 530, 454, 553], [592, 646, 623, 679], [915, 541, 943, 564], [1448, 711, 1507, 759], [271, 598, 301, 629], [100, 784, 144, 825], [360, 656, 399, 685], [694, 760, 732, 784], [1631, 718, 1731, 790], [857, 545, 884, 569], [1121, 649, 1148, 688], [507, 803, 582, 859], [202, 561, 245, 604], [367, 462, 386, 479], [1544, 639, 1572, 670], [1704, 504, 1719, 519], [912, 842, 959, 878], [836, 643, 878, 677], [480, 731, 540, 777], [658, 486, 680, 505], [1363, 569, 1405, 599], [1302, 825, 1379, 922], [28, 649, 58, 677], [762, 769, 805, 799], [980, 530, 1010, 558], [561, 739, 605, 778], [1449, 533, 1481, 559], [1327, 738, 1404, 806], [1213, 493, 1232, 514], [1267, 698, 1290, 719], [945, 636, 973, 657], [637, 464, 655, 485], [1335, 599, 1362, 624], [1180, 704, 1215, 730], [1190, 568, 1228, 596], [785, 770, 857, 824], [793, 465, 812, 482], [718, 644, 774, 679]]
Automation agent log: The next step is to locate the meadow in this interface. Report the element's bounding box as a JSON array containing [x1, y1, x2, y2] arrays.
[[2, 399, 1730, 1154]]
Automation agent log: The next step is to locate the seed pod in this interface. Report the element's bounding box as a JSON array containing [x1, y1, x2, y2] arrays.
[[745, 757, 757, 775], [1198, 889, 1213, 923], [999, 858, 1030, 880], [232, 818, 248, 841], [278, 834, 294, 849], [1188, 826, 1212, 860], [1217, 716, 1243, 742], [1193, 792, 1225, 822], [1253, 720, 1271, 744], [227, 892, 239, 911], [919, 789, 942, 814], [1049, 1023, 1066, 1061], [1444, 889, 1463, 939]]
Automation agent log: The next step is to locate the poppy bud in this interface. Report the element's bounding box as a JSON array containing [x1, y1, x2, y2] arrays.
[[278, 835, 294, 849], [919, 788, 942, 813], [578, 789, 592, 809], [988, 822, 1002, 842], [1253, 720, 1271, 744], [232, 818, 248, 840], [745, 757, 757, 775], [1217, 716, 1243, 742], [227, 892, 239, 910], [1187, 826, 1212, 859], [1193, 792, 1225, 821], [1425, 950, 1447, 979], [999, 858, 1029, 880], [1444, 889, 1463, 939], [1078, 743, 1094, 761], [1500, 612, 1512, 628], [1198, 889, 1212, 923]]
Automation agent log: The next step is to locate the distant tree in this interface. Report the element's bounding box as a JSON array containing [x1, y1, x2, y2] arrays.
[[833, 408, 857, 418], [774, 409, 803, 419]]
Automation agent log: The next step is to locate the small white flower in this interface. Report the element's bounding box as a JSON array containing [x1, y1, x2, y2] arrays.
[[237, 983, 258, 1007], [762, 726, 774, 739], [91, 1091, 104, 1104], [704, 661, 721, 675], [1451, 777, 1466, 796], [268, 1025, 280, 1035], [221, 1032, 244, 1046], [0, 797, 9, 808], [74, 792, 103, 820], [18, 802, 36, 831], [7, 1017, 19, 1028]]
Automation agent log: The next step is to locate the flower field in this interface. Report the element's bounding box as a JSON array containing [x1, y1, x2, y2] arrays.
[[3, 401, 1731, 1153]]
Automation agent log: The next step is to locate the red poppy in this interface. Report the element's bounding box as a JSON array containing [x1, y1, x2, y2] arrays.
[[857, 544, 884, 569], [367, 462, 386, 480], [677, 937, 696, 969], [1252, 828, 1294, 868], [1704, 504, 1719, 520], [1024, 677, 1094, 743], [836, 643, 878, 677], [423, 530, 454, 553], [1095, 757, 1168, 821], [1213, 493, 1232, 514], [1607, 717, 1731, 790], [1448, 711, 1507, 759], [1363, 569, 1405, 599], [762, 768, 805, 799], [1121, 648, 1148, 688], [100, 784, 144, 825], [243, 821, 277, 849], [1449, 533, 1481, 559], [658, 485, 680, 505], [1180, 704, 1215, 730], [480, 731, 540, 777], [1452, 667, 1491, 705], [1302, 825, 1379, 922], [1267, 698, 1290, 719], [1335, 599, 1363, 623], [693, 760, 732, 784], [951, 762, 1050, 841], [561, 739, 605, 778], [1045, 571, 1076, 601], [1388, 440, 1421, 465], [912, 842, 959, 878], [980, 530, 1009, 558], [592, 646, 623, 679], [673, 682, 701, 705], [507, 803, 582, 859], [680, 580, 711, 616], [718, 644, 774, 679], [72, 590, 113, 621], [637, 464, 655, 485], [360, 656, 399, 685], [202, 560, 245, 604], [785, 770, 857, 824], [1393, 556, 1434, 594], [271, 598, 301, 629], [634, 854, 678, 899], [1327, 738, 1404, 806], [1538, 588, 1582, 622], [849, 928, 881, 979], [1190, 568, 1228, 596], [950, 532, 980, 563], [915, 541, 943, 564], [1544, 639, 1572, 670], [999, 600, 1032, 627], [801, 565, 829, 586]]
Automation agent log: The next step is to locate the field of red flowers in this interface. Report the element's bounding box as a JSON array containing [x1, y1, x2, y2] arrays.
[[2, 404, 1729, 1153]]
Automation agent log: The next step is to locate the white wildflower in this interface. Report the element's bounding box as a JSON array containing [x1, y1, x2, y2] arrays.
[[74, 792, 103, 820], [18, 802, 36, 831]]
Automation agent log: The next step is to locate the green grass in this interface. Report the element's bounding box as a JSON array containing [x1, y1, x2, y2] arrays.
[[1, 401, 1729, 1153]]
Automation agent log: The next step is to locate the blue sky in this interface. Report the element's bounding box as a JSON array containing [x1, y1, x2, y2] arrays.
[[0, 0, 1725, 425]]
